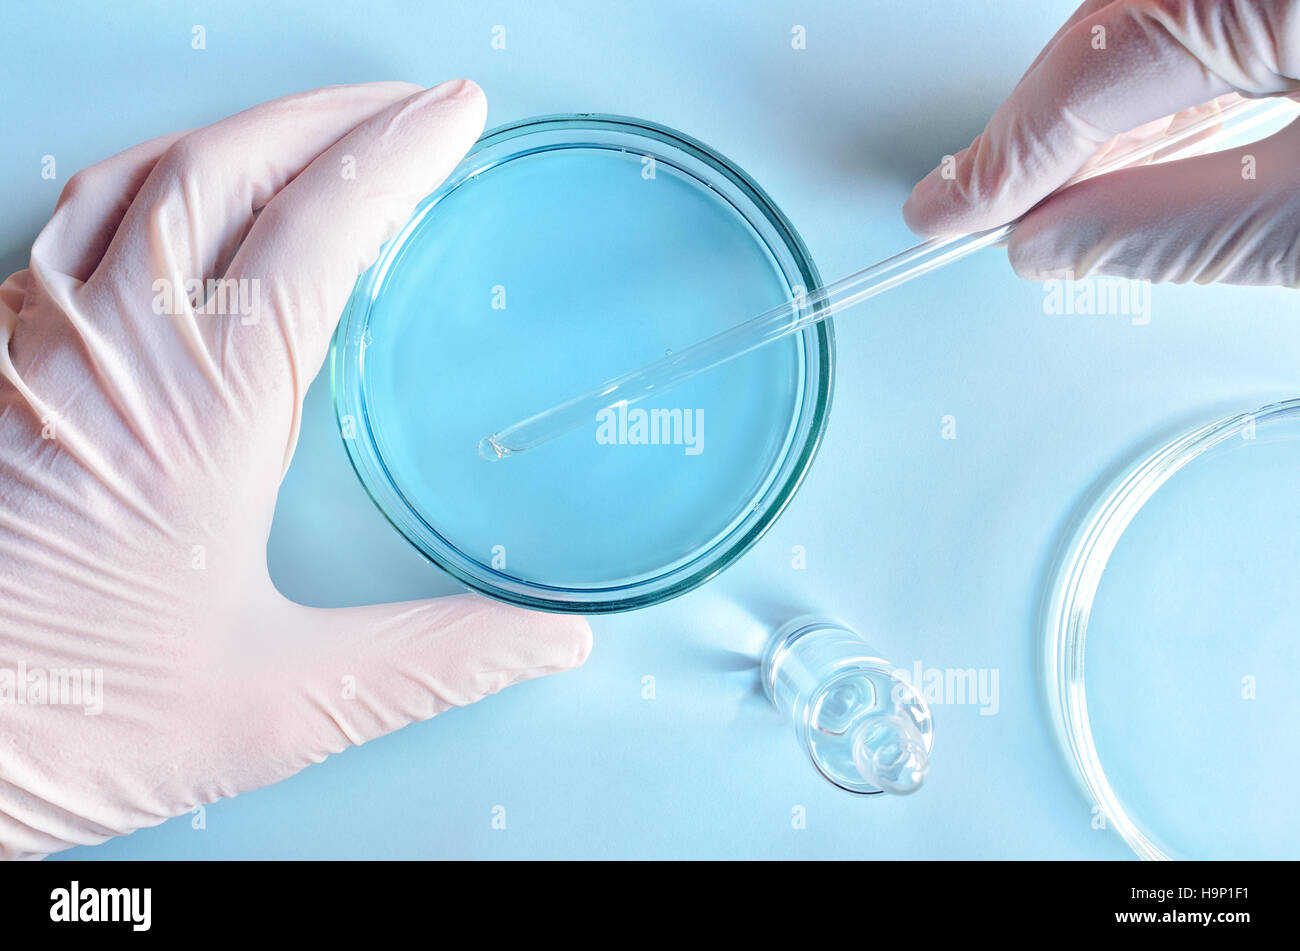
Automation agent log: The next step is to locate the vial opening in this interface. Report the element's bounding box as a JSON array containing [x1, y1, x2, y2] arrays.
[[851, 714, 929, 796]]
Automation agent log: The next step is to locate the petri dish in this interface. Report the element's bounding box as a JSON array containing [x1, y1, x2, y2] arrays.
[[332, 115, 833, 613], [1044, 399, 1300, 859]]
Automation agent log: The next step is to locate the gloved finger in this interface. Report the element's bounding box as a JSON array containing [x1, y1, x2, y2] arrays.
[[904, 0, 1300, 237], [1007, 116, 1300, 286], [214, 80, 484, 468], [1072, 93, 1233, 178], [91, 81, 421, 296], [30, 130, 188, 286], [248, 594, 591, 774], [219, 80, 485, 383], [1017, 0, 1117, 82]]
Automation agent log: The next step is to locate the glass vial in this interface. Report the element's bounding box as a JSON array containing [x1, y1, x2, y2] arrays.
[[762, 616, 933, 795]]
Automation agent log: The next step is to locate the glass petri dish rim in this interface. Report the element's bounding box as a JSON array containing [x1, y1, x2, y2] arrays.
[[1042, 397, 1300, 860], [331, 113, 835, 614]]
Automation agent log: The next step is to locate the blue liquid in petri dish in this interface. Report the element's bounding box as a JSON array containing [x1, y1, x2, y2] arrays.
[[358, 143, 810, 596]]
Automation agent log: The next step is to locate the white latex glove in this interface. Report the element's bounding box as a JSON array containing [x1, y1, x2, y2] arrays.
[[903, 0, 1300, 286], [0, 81, 591, 860]]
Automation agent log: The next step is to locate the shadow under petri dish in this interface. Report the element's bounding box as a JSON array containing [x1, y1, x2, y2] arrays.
[[335, 116, 832, 611]]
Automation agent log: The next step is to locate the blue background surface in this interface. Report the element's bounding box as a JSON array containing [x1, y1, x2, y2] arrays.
[[4, 0, 1297, 859]]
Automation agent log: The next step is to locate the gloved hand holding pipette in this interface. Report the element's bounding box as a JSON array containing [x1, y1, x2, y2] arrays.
[[0, 81, 591, 859], [905, 0, 1300, 286]]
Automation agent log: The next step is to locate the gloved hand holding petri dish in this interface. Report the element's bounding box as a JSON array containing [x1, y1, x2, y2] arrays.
[[0, 82, 595, 859]]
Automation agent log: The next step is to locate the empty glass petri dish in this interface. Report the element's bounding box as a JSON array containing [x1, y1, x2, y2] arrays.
[[1044, 399, 1300, 859], [332, 115, 833, 613]]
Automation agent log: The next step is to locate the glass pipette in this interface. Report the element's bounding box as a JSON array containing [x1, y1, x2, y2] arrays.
[[478, 94, 1299, 462]]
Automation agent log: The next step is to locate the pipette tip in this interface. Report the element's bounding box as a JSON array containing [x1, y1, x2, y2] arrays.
[[477, 435, 510, 462]]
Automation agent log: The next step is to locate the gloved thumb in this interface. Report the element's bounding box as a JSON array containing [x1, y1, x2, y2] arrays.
[[221, 80, 488, 436], [239, 594, 592, 779]]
